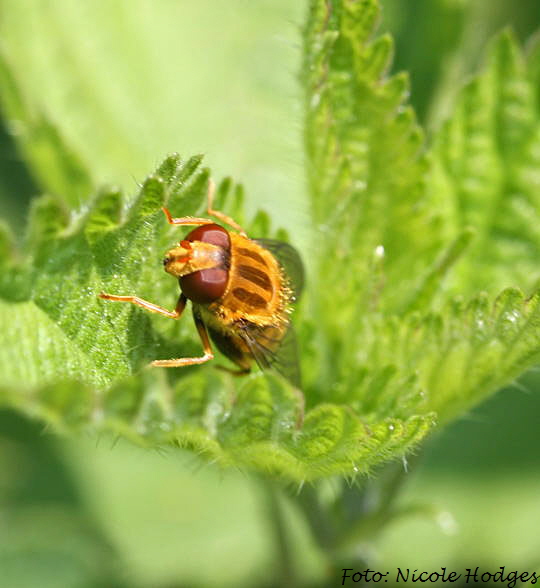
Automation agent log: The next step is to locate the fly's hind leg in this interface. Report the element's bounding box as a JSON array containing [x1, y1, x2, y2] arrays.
[[215, 365, 251, 377], [162, 179, 246, 236], [99, 291, 213, 369], [151, 314, 214, 368]]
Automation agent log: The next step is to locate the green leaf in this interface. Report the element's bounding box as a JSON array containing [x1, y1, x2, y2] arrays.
[[84, 187, 123, 240], [301, 2, 540, 447], [303, 0, 441, 293], [431, 30, 540, 294]]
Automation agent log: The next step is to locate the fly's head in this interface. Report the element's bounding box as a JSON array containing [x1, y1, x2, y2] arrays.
[[163, 223, 231, 304]]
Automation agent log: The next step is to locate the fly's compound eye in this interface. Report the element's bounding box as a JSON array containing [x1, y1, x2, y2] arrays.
[[180, 268, 228, 303], [186, 224, 230, 249]]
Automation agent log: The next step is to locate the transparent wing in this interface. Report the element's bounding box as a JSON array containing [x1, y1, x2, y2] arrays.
[[238, 321, 302, 389], [254, 239, 304, 301]]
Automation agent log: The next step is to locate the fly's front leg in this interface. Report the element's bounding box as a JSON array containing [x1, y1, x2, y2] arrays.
[[205, 179, 247, 236], [162, 179, 247, 236], [99, 292, 187, 319], [161, 207, 215, 227], [151, 314, 214, 368]]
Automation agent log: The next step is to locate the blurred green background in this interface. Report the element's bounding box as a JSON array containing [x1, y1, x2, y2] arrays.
[[1, 1, 540, 586]]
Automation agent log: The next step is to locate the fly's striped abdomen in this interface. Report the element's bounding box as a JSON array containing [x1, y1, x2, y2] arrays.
[[219, 233, 283, 319]]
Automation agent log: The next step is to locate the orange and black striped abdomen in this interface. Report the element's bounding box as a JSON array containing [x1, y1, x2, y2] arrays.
[[219, 233, 284, 321]]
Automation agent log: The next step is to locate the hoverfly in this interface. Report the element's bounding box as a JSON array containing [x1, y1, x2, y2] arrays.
[[99, 180, 303, 388]]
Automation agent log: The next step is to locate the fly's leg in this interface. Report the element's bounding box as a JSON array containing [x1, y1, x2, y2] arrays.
[[161, 207, 215, 228], [151, 314, 214, 367], [215, 365, 251, 377], [162, 179, 247, 236], [99, 292, 213, 368], [99, 292, 187, 319], [205, 179, 247, 236]]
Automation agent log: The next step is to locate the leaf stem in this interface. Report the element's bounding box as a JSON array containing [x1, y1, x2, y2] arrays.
[[260, 479, 299, 587]]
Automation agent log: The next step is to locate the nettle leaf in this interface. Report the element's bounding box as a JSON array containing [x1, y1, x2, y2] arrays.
[[431, 30, 540, 295], [301, 2, 540, 441]]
